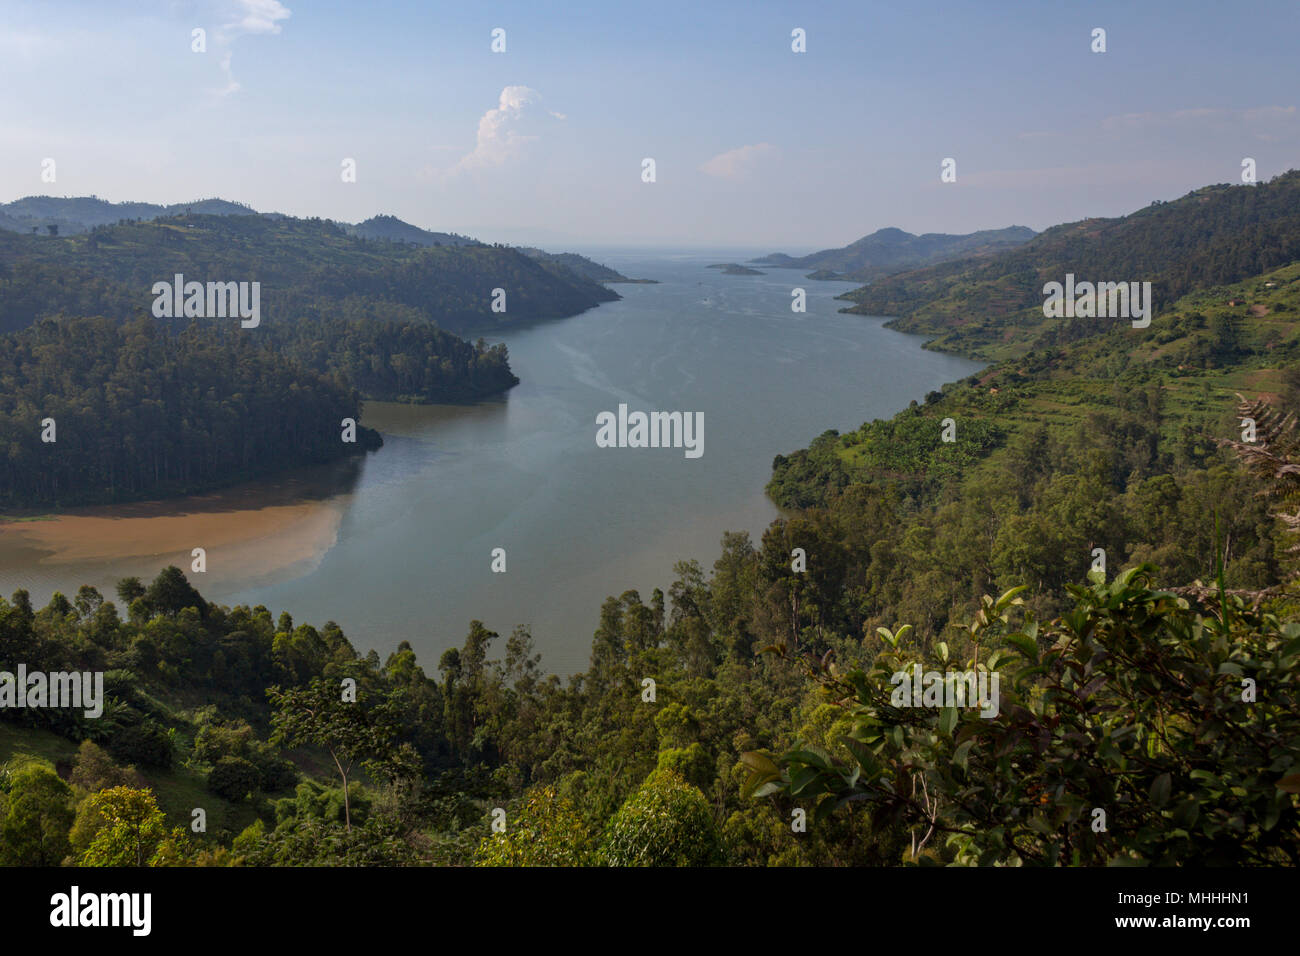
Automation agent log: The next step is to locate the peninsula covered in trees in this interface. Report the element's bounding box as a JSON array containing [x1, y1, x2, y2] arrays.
[[0, 205, 634, 506], [0, 316, 381, 509]]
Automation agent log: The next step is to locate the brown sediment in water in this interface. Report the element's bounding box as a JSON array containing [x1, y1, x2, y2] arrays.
[[0, 463, 359, 593]]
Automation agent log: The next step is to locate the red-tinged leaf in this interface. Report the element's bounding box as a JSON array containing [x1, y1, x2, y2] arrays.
[[1276, 773, 1300, 794]]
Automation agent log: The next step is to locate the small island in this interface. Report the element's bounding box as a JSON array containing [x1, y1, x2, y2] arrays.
[[707, 263, 765, 275]]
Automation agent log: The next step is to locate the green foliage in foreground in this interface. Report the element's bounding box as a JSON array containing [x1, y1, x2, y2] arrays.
[[474, 786, 598, 866], [0, 761, 74, 865], [746, 572, 1300, 865]]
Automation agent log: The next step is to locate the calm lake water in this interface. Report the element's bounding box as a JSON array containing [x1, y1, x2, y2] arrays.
[[2, 252, 981, 676]]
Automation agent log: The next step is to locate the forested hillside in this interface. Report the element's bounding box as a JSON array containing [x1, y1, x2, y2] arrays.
[[343, 214, 477, 248], [0, 197, 478, 251], [261, 316, 518, 403], [844, 170, 1300, 360], [0, 306, 513, 506], [0, 210, 613, 505], [0, 213, 618, 337]]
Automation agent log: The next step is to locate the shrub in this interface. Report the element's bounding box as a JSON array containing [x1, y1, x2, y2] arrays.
[[602, 769, 726, 866], [474, 786, 597, 866], [208, 756, 260, 802]]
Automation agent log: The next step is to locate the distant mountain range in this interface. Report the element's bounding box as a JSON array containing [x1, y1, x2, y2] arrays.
[[0, 196, 480, 249], [753, 225, 1037, 281], [0, 195, 642, 284], [0, 196, 265, 236]]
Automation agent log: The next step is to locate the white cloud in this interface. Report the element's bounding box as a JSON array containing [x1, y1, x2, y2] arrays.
[[699, 143, 775, 179], [213, 0, 292, 96], [444, 86, 565, 175]]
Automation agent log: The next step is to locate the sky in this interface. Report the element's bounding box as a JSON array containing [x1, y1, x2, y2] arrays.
[[2, 0, 1298, 250]]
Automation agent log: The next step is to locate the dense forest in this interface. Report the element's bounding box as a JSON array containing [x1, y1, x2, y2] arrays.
[[256, 314, 518, 403], [0, 309, 514, 506], [0, 316, 381, 509], [0, 213, 618, 337], [0, 209, 633, 506]]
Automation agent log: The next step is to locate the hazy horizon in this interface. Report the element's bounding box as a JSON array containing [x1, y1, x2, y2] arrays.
[[3, 0, 1298, 247], [0, 192, 878, 254]]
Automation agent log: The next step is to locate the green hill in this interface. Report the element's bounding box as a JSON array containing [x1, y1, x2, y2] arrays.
[[842, 170, 1300, 361], [517, 247, 635, 282], [0, 196, 262, 236], [754, 225, 1036, 280], [344, 214, 477, 247], [0, 210, 630, 505], [0, 213, 618, 338]]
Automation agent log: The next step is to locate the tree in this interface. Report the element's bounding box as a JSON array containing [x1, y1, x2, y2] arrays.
[[74, 585, 104, 620], [474, 786, 597, 866], [107, 721, 173, 769], [143, 566, 207, 617], [0, 762, 75, 865], [602, 769, 726, 866], [268, 677, 397, 830], [69, 740, 143, 792], [75, 786, 178, 867], [208, 756, 260, 802]]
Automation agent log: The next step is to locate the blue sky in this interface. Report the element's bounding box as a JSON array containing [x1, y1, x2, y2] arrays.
[[2, 0, 1297, 249]]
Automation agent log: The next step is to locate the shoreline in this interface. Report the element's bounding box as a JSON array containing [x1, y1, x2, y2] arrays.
[[0, 465, 358, 600]]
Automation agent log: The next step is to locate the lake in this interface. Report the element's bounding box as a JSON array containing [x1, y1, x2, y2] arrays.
[[0, 251, 981, 676]]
